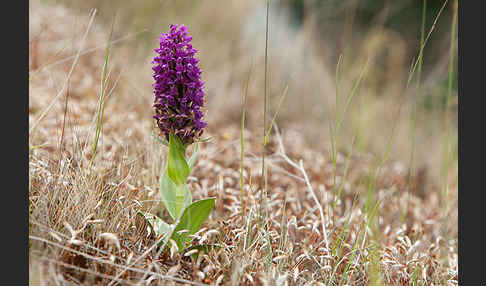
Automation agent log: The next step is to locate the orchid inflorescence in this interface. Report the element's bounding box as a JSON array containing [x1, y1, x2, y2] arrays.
[[152, 24, 206, 145]]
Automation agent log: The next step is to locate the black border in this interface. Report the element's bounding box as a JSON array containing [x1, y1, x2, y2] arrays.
[[459, 0, 482, 285], [9, 0, 29, 284]]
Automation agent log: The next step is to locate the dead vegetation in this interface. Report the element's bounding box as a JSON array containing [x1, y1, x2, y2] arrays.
[[29, 2, 457, 285]]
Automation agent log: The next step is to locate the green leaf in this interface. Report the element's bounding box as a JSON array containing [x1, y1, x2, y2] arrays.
[[160, 167, 192, 221], [171, 198, 216, 251], [167, 133, 190, 185], [188, 143, 199, 170], [136, 212, 172, 243]]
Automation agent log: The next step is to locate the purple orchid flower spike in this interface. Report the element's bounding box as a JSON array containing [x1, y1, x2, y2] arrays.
[[152, 24, 206, 145]]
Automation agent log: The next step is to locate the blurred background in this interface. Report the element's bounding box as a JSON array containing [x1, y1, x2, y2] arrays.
[[30, 0, 458, 189]]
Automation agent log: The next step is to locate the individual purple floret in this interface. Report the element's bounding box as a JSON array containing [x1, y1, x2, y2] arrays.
[[152, 24, 206, 145]]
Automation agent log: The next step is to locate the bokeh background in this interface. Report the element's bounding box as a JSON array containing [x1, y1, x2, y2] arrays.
[[31, 0, 458, 189]]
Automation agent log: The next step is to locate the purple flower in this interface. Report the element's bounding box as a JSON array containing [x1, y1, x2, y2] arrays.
[[152, 24, 206, 145]]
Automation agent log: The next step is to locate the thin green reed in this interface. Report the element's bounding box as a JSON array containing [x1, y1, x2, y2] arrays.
[[360, 3, 450, 283], [260, 0, 270, 226], [328, 54, 368, 212], [241, 64, 251, 220], [405, 0, 427, 222], [369, 0, 449, 212], [89, 16, 114, 181], [330, 54, 342, 201], [262, 0, 272, 270]]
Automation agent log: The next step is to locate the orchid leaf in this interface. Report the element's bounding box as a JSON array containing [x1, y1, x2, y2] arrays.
[[171, 198, 216, 251], [160, 167, 192, 221]]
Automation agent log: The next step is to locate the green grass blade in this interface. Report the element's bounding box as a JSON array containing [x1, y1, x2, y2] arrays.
[[90, 16, 115, 169], [241, 63, 251, 219], [333, 135, 356, 210], [264, 84, 288, 146], [337, 58, 369, 132]]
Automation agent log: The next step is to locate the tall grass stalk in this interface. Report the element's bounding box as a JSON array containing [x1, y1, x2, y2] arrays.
[[260, 85, 288, 266], [361, 58, 426, 280], [240, 64, 251, 220], [365, 198, 383, 286], [325, 53, 369, 283], [277, 196, 287, 272], [405, 0, 449, 90], [405, 0, 427, 222], [357, 4, 450, 283], [328, 55, 368, 215], [333, 135, 356, 210], [264, 85, 288, 146], [330, 54, 342, 200], [337, 225, 364, 286], [261, 0, 272, 270], [243, 207, 254, 252], [58, 79, 71, 150], [258, 0, 270, 226], [330, 192, 359, 260], [373, 60, 418, 184], [89, 18, 115, 177], [368, 0, 449, 213]]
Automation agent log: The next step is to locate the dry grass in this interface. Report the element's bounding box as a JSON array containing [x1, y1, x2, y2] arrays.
[[29, 1, 457, 285]]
